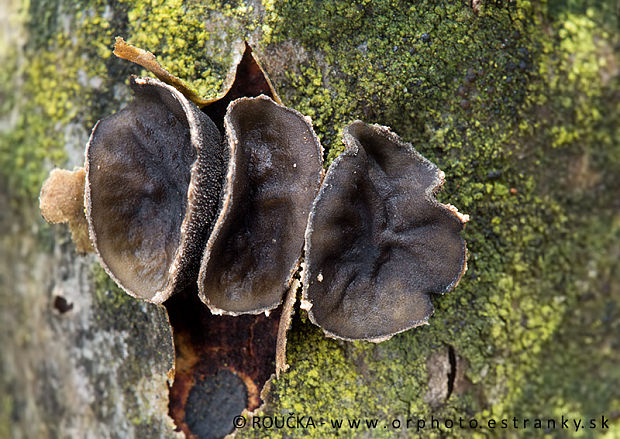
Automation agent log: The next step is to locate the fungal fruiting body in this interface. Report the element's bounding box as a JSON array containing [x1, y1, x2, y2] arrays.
[[39, 39, 468, 344], [85, 76, 224, 303], [198, 96, 323, 315], [39, 168, 92, 253], [37, 37, 471, 439], [302, 121, 468, 342]]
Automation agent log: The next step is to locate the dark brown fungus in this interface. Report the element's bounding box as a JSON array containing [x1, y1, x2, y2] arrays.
[[85, 76, 224, 303], [302, 121, 468, 342], [38, 40, 312, 438], [198, 96, 323, 315]]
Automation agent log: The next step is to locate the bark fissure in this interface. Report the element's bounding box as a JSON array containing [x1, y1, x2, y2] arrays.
[[164, 289, 280, 439]]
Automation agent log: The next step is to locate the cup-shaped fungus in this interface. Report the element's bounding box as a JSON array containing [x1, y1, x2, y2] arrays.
[[198, 96, 324, 315], [85, 76, 224, 303], [40, 38, 468, 354], [302, 121, 468, 342]]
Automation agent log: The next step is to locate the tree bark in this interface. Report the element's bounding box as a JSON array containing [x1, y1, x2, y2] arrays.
[[1, 1, 618, 438]]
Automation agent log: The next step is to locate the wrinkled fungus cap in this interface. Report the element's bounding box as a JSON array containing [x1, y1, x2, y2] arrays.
[[85, 76, 224, 303], [198, 95, 323, 315], [302, 121, 468, 342]]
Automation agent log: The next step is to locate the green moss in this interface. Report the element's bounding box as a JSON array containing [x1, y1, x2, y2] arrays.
[[547, 1, 619, 31], [91, 264, 136, 313], [262, 1, 541, 162]]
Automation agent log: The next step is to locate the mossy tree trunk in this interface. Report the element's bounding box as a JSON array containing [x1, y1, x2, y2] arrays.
[[1, 1, 618, 438]]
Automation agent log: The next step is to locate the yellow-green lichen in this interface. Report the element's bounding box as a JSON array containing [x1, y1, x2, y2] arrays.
[[1, 0, 115, 204], [120, 0, 257, 98]]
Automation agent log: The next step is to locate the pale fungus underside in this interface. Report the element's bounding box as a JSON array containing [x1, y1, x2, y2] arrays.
[[113, 37, 281, 128], [39, 167, 92, 253]]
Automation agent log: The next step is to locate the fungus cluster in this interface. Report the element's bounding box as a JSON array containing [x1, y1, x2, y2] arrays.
[[40, 38, 467, 343], [85, 76, 225, 303]]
